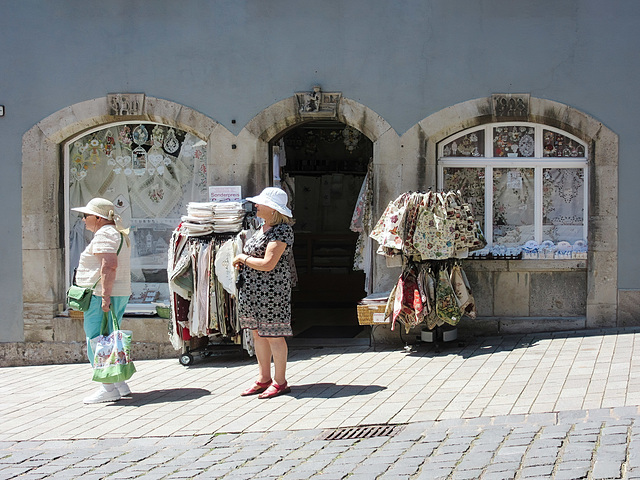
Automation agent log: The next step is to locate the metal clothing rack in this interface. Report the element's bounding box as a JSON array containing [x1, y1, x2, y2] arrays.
[[368, 189, 480, 352], [170, 223, 250, 366], [179, 335, 243, 366]]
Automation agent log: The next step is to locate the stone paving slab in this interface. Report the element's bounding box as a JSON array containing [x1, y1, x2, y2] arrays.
[[1, 327, 639, 478]]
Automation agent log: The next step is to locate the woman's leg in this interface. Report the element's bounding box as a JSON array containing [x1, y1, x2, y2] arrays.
[[83, 295, 105, 366], [266, 337, 288, 385], [109, 296, 128, 325], [252, 330, 273, 383]]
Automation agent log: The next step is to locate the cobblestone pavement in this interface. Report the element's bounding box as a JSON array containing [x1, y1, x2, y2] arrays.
[[1, 327, 639, 479], [1, 408, 639, 479]]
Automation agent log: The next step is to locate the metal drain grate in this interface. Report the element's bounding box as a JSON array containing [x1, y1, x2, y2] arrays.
[[320, 424, 404, 441]]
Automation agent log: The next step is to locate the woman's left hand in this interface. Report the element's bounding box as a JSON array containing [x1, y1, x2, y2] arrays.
[[101, 297, 111, 312], [232, 255, 246, 269]]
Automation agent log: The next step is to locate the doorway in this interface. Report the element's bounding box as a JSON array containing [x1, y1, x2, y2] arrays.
[[272, 120, 372, 339]]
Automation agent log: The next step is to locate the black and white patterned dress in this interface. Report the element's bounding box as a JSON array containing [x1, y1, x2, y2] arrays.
[[238, 223, 294, 337]]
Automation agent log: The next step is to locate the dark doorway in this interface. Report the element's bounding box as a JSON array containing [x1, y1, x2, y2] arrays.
[[272, 120, 372, 339]]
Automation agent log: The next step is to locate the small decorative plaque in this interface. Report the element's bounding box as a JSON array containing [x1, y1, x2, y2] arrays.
[[108, 93, 145, 116], [492, 94, 530, 117], [296, 86, 341, 118]]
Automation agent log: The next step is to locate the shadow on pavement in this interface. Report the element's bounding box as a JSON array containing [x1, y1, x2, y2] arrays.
[[407, 327, 640, 359], [111, 387, 211, 406], [290, 382, 386, 399]]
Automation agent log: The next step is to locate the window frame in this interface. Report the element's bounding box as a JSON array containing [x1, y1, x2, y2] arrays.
[[437, 122, 588, 248], [63, 120, 207, 312]]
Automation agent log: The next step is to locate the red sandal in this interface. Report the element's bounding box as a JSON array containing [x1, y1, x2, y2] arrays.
[[240, 379, 272, 396], [258, 381, 291, 399]]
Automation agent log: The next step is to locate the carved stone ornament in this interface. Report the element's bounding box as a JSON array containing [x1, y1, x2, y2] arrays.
[[492, 94, 530, 117], [108, 93, 145, 116], [296, 86, 341, 118]]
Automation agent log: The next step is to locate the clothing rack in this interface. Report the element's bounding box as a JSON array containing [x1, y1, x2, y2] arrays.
[[168, 213, 255, 366], [369, 190, 483, 345]]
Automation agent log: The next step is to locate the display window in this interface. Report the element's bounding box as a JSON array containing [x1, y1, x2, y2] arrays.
[[438, 123, 588, 258], [64, 122, 208, 312]]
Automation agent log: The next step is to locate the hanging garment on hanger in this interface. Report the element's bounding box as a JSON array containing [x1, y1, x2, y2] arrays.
[[390, 263, 427, 333], [189, 242, 203, 336], [215, 239, 238, 297], [194, 241, 213, 336], [416, 264, 434, 321], [399, 193, 424, 259], [424, 266, 441, 330], [413, 194, 455, 260], [450, 264, 477, 319], [351, 166, 374, 293], [168, 230, 193, 300], [208, 240, 219, 331], [350, 166, 373, 234], [435, 266, 463, 326], [168, 229, 193, 349], [369, 193, 409, 250], [371, 190, 485, 262]]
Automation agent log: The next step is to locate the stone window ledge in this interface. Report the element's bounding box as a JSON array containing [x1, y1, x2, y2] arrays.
[[464, 259, 587, 272]]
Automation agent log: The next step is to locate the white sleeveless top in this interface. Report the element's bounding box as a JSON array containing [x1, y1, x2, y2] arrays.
[[75, 225, 131, 297]]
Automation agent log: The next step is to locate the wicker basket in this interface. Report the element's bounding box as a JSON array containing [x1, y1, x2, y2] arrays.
[[68, 310, 84, 319], [357, 304, 389, 325]]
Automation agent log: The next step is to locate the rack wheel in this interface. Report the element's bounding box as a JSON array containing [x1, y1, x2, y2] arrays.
[[179, 353, 194, 366]]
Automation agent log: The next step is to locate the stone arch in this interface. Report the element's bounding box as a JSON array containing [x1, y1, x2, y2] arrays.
[[21, 96, 220, 341], [243, 96, 395, 143], [241, 94, 400, 230], [409, 96, 618, 328]]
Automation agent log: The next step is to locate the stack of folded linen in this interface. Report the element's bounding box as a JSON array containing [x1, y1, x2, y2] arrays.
[[358, 291, 391, 305], [181, 201, 246, 235]]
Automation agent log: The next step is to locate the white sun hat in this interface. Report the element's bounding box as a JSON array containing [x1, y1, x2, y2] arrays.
[[71, 197, 131, 245], [246, 187, 292, 217], [71, 197, 117, 220]]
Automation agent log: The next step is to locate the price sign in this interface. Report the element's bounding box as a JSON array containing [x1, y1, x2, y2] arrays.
[[209, 186, 242, 202]]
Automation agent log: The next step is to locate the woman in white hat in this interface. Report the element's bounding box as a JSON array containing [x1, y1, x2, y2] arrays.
[[233, 187, 295, 399], [71, 198, 132, 404]]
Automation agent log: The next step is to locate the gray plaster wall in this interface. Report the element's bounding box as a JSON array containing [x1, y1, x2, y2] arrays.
[[1, 0, 639, 341]]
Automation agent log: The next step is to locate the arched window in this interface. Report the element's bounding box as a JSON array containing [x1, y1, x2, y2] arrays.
[[64, 122, 208, 312], [438, 123, 588, 257]]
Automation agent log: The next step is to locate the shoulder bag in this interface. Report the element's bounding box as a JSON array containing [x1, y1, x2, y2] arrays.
[[67, 233, 123, 312]]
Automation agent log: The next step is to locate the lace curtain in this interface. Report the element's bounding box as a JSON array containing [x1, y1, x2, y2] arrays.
[[493, 168, 535, 246], [543, 168, 585, 243]]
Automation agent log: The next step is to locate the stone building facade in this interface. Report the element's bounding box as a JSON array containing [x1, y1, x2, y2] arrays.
[[15, 91, 617, 364], [2, 1, 638, 364]]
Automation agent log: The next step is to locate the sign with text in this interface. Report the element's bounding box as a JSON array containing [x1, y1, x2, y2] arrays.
[[372, 313, 389, 324], [208, 186, 242, 202]]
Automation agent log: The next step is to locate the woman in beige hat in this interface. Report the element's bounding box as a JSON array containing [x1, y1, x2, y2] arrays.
[[233, 187, 296, 399], [71, 198, 132, 404]]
